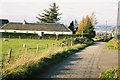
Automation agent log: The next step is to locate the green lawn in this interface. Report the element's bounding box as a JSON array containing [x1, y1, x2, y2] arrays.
[[1, 38, 62, 66], [1, 37, 94, 79]]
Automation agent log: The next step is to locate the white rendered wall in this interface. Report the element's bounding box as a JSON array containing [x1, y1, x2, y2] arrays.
[[0, 30, 72, 36]]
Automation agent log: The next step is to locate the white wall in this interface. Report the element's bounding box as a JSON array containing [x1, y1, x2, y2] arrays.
[[0, 29, 72, 36]]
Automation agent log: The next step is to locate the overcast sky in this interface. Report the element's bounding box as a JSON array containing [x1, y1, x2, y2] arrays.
[[0, 0, 119, 26]]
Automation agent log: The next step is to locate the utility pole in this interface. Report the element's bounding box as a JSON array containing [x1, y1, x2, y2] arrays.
[[116, 8, 118, 39], [105, 20, 107, 40], [116, 2, 120, 39]]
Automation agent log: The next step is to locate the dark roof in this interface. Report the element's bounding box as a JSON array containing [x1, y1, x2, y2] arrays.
[[1, 22, 71, 32], [0, 19, 9, 26]]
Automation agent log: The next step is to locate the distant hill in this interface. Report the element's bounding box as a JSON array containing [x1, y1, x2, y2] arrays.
[[94, 25, 116, 33]]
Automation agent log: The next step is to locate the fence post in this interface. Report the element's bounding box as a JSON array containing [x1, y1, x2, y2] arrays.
[[47, 44, 48, 49], [71, 40, 73, 46], [57, 42, 58, 47], [26, 46, 28, 52], [23, 44, 28, 60], [53, 43, 55, 47], [1, 59, 4, 68], [9, 35, 10, 38], [36, 44, 39, 53], [60, 43, 62, 47], [19, 36, 21, 39], [8, 48, 12, 63]]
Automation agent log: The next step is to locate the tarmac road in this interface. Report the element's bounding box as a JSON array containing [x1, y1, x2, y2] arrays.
[[36, 42, 118, 78]]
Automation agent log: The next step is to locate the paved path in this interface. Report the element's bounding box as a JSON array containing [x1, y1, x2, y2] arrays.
[[36, 42, 118, 78]]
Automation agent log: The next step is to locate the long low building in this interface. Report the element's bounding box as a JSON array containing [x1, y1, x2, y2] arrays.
[[0, 20, 72, 36]]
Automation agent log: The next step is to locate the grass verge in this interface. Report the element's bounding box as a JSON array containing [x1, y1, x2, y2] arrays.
[[2, 42, 94, 80], [100, 68, 120, 80], [105, 38, 120, 50]]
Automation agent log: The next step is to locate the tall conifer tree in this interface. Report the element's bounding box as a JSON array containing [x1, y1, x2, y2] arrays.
[[36, 3, 61, 23]]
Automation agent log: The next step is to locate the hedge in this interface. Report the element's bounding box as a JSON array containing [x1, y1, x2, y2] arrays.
[[43, 34, 93, 39], [43, 34, 56, 39], [0, 32, 94, 39], [0, 32, 39, 39]]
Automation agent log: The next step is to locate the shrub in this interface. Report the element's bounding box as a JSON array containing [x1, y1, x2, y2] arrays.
[[74, 37, 92, 44]]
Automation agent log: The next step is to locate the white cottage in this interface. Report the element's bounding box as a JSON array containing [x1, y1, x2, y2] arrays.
[[0, 20, 72, 36]]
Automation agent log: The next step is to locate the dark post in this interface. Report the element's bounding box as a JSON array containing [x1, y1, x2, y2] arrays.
[[26, 45, 28, 52], [8, 48, 12, 63]]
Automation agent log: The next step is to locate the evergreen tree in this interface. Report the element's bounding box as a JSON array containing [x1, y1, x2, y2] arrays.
[[68, 21, 74, 34], [36, 3, 61, 23], [76, 14, 96, 38]]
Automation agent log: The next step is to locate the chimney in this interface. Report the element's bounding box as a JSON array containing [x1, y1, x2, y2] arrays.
[[23, 20, 26, 24]]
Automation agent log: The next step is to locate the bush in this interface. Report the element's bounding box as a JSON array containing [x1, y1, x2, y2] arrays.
[[61, 38, 74, 47], [74, 37, 93, 44]]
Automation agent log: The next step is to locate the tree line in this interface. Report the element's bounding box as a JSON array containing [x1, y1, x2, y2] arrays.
[[36, 3, 97, 38]]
